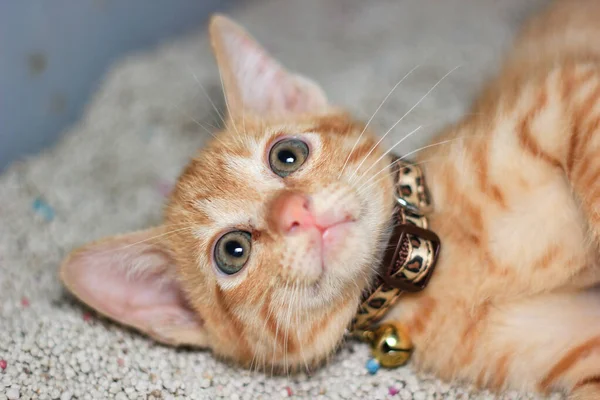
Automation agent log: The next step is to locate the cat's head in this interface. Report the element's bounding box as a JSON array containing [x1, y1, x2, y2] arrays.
[[60, 15, 396, 371]]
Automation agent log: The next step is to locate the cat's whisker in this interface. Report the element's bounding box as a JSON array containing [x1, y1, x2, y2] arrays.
[[356, 156, 442, 197], [295, 287, 310, 374], [216, 67, 244, 143], [147, 69, 225, 146], [256, 286, 277, 374], [184, 67, 238, 147], [354, 125, 423, 185], [283, 283, 297, 378], [181, 111, 230, 147], [283, 285, 291, 376], [349, 65, 461, 183], [271, 282, 288, 377], [186, 66, 227, 126], [260, 292, 277, 374], [338, 65, 420, 180], [352, 112, 485, 188], [249, 288, 271, 374], [356, 135, 474, 193], [94, 226, 194, 255], [201, 119, 220, 131], [241, 95, 248, 141]]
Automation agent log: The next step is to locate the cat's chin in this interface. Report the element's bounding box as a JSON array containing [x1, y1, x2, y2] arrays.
[[294, 222, 370, 307]]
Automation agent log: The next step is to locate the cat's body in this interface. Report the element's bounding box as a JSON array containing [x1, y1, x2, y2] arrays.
[[60, 0, 600, 398], [395, 2, 600, 396]]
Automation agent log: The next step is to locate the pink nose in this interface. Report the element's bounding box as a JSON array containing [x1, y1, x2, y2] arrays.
[[271, 192, 316, 234]]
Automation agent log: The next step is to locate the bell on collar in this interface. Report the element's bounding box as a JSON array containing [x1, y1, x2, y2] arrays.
[[363, 321, 413, 368]]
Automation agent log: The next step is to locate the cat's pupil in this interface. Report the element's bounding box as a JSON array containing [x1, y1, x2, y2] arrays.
[[225, 240, 244, 257], [278, 149, 296, 164]]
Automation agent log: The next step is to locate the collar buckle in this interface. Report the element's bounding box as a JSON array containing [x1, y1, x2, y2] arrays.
[[381, 222, 440, 293]]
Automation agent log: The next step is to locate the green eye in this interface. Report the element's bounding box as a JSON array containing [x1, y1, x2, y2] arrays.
[[214, 231, 252, 275], [269, 139, 309, 177]]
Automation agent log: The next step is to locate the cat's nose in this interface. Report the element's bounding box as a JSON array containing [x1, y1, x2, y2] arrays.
[[270, 192, 316, 234]]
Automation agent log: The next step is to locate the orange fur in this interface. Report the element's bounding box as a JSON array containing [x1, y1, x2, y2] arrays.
[[59, 1, 600, 398], [386, 1, 600, 398]]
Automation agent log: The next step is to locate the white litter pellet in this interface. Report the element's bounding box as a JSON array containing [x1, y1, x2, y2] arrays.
[[60, 391, 72, 400], [115, 392, 128, 400], [413, 390, 427, 400], [6, 388, 20, 400]]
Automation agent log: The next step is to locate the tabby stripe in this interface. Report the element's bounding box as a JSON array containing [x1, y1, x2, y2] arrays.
[[573, 116, 600, 185], [458, 303, 490, 366], [405, 297, 434, 336], [473, 139, 490, 193], [533, 244, 561, 270], [569, 81, 600, 175], [259, 289, 287, 351], [573, 375, 600, 391], [580, 166, 600, 198], [489, 186, 507, 208], [489, 352, 512, 390], [471, 139, 507, 209], [539, 336, 600, 391], [305, 296, 352, 346], [517, 89, 562, 168]]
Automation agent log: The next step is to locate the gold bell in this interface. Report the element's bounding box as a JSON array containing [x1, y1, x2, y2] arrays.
[[363, 322, 413, 368]]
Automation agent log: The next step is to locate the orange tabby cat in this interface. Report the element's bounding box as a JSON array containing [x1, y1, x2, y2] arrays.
[[60, 0, 600, 398]]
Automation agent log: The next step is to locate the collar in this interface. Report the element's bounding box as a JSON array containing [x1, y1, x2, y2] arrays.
[[349, 155, 441, 368]]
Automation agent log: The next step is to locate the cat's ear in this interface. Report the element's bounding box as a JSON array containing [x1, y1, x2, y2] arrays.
[[59, 227, 208, 347], [209, 14, 329, 118]]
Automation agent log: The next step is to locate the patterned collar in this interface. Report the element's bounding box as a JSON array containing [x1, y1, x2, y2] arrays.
[[348, 155, 441, 368]]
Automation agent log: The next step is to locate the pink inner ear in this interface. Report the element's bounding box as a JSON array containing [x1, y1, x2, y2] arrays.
[[62, 237, 200, 334], [217, 24, 328, 116]]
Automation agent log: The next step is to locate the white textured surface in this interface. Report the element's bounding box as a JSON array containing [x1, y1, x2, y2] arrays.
[[1, 0, 562, 398]]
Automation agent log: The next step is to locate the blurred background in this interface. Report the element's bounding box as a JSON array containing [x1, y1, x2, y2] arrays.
[[0, 0, 235, 172]]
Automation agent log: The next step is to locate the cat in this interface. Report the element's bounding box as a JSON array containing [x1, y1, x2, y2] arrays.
[[59, 0, 600, 398]]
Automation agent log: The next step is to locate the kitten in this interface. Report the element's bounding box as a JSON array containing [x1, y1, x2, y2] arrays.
[[60, 0, 600, 398]]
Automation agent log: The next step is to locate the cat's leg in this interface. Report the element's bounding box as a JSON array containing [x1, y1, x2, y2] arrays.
[[427, 289, 600, 399]]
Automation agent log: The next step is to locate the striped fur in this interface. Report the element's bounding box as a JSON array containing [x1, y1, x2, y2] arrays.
[[384, 1, 600, 398], [60, 1, 600, 397]]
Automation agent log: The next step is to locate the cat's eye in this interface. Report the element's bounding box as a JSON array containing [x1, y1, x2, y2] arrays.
[[214, 231, 252, 275], [268, 138, 309, 177]]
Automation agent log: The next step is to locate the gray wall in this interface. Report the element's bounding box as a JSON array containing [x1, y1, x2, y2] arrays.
[[0, 0, 233, 172]]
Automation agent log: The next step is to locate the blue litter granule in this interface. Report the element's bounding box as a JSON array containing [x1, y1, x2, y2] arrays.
[[32, 197, 55, 221], [366, 358, 380, 375]]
